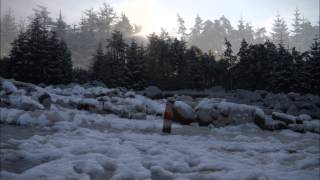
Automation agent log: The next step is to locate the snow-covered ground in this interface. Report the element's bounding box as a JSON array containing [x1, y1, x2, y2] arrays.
[[1, 79, 319, 180]]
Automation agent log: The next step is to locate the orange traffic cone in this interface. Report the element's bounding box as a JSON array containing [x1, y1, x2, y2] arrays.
[[163, 100, 174, 134]]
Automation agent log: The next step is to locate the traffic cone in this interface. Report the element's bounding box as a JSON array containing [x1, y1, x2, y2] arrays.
[[162, 100, 174, 134]]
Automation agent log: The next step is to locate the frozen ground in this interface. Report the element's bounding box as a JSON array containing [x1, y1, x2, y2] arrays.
[[0, 80, 320, 180], [1, 117, 319, 180]]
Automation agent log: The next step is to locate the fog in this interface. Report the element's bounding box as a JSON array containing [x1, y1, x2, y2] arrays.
[[1, 0, 319, 35]]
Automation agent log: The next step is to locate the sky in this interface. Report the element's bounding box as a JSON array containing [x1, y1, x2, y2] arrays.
[[1, 0, 319, 36]]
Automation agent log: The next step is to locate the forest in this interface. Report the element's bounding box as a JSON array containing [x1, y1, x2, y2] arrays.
[[0, 3, 319, 94]]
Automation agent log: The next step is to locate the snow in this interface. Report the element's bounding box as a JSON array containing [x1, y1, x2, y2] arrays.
[[1, 80, 18, 94], [1, 124, 319, 180], [1, 79, 320, 179], [272, 112, 297, 122], [173, 101, 196, 120]]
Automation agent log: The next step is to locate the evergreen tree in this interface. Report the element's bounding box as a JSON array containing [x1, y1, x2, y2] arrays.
[[222, 38, 236, 66], [177, 14, 187, 40], [91, 42, 106, 81], [189, 15, 203, 46], [185, 46, 203, 89], [8, 13, 73, 84], [271, 14, 290, 46], [291, 8, 303, 50], [306, 38, 320, 94], [106, 31, 129, 87], [114, 14, 133, 36], [54, 11, 68, 40], [126, 40, 147, 90], [1, 8, 18, 57], [97, 3, 116, 34]]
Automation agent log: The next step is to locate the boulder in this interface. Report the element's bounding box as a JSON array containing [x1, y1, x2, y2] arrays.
[[255, 90, 268, 98], [304, 120, 320, 134], [130, 112, 147, 120], [288, 124, 306, 133], [298, 102, 315, 110], [195, 99, 266, 127], [195, 98, 224, 126], [173, 101, 196, 125], [143, 86, 162, 99], [1, 80, 17, 95], [38, 93, 51, 109], [288, 120, 320, 134], [287, 92, 300, 101], [264, 93, 291, 112], [233, 89, 262, 103], [286, 104, 299, 116], [272, 112, 297, 124], [296, 114, 312, 123]]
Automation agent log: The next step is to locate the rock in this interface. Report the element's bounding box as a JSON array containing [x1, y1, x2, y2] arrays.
[[304, 120, 320, 134], [297, 114, 312, 122], [130, 113, 147, 120], [1, 80, 17, 95], [288, 124, 306, 133], [77, 99, 98, 112], [286, 104, 299, 116], [255, 90, 268, 98], [195, 98, 224, 126], [173, 101, 196, 125], [272, 112, 297, 124], [143, 86, 162, 99], [234, 89, 262, 103], [38, 93, 51, 109], [173, 95, 193, 102], [196, 99, 265, 128], [264, 93, 291, 112], [298, 103, 315, 110], [287, 92, 300, 101], [269, 120, 288, 130]]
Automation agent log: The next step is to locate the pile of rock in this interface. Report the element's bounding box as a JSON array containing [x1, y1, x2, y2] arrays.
[[167, 97, 319, 133]]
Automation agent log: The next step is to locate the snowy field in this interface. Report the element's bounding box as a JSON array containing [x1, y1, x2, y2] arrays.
[[1, 79, 319, 180]]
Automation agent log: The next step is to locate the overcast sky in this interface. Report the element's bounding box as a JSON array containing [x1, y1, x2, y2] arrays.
[[1, 0, 319, 35]]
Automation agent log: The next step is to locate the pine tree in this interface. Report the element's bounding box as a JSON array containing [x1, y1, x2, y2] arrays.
[[127, 40, 147, 90], [291, 8, 303, 50], [189, 15, 203, 46], [9, 14, 73, 84], [222, 38, 236, 66], [177, 14, 187, 40], [106, 31, 129, 87], [54, 11, 68, 40], [271, 14, 290, 46], [307, 38, 320, 94], [114, 14, 133, 36], [1, 8, 18, 57], [58, 39, 73, 83], [92, 42, 105, 81]]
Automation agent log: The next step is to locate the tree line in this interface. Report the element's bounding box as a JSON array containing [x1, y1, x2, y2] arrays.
[[0, 4, 319, 95], [1, 4, 318, 68]]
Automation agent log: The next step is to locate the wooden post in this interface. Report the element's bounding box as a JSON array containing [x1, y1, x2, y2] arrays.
[[162, 100, 174, 134]]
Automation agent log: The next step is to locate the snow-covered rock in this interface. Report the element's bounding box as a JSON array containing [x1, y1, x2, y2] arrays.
[[195, 98, 224, 126], [143, 86, 162, 99], [272, 112, 297, 124], [195, 98, 268, 127], [173, 101, 196, 124], [38, 93, 51, 109], [8, 94, 44, 111], [297, 114, 312, 122], [1, 80, 17, 94]]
